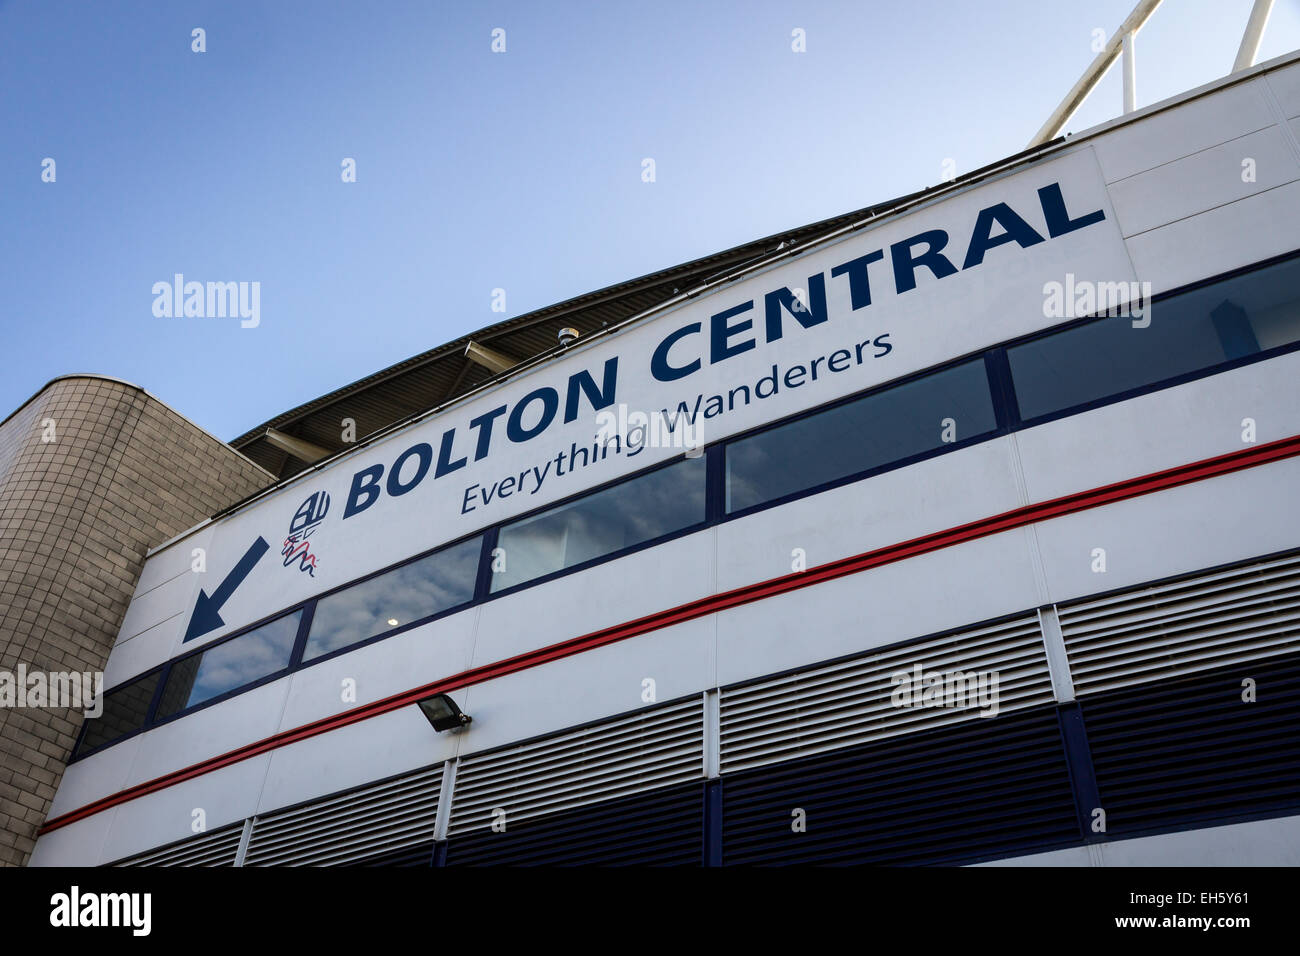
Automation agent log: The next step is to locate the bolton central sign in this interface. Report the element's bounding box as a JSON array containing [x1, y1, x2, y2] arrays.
[[337, 180, 1106, 522], [179, 148, 1133, 647]]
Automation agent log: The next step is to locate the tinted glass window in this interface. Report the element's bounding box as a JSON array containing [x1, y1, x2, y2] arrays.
[[490, 455, 707, 593], [76, 671, 161, 754], [157, 611, 302, 719], [303, 535, 481, 662], [725, 359, 998, 513], [1008, 256, 1300, 420]]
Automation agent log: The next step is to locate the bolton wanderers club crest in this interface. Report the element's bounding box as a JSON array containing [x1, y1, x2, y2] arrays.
[[283, 491, 329, 577]]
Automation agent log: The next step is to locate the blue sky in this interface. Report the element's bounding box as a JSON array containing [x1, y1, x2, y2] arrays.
[[2, 0, 1298, 440]]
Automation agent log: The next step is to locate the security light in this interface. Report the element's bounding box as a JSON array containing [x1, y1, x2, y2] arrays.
[[417, 693, 471, 732]]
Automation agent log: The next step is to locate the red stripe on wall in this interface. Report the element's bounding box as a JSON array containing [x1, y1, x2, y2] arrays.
[[37, 433, 1300, 837]]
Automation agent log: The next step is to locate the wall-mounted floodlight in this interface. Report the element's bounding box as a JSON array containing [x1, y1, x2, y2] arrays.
[[417, 693, 472, 732]]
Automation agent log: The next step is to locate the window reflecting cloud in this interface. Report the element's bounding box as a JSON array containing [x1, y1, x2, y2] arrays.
[[303, 536, 481, 661], [492, 456, 706, 592], [158, 611, 301, 717], [1008, 257, 1300, 420], [726, 359, 997, 513]]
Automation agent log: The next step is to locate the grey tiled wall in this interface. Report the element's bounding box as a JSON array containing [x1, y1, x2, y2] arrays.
[[0, 376, 273, 866]]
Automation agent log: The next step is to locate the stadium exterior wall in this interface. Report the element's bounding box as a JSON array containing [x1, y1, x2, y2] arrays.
[[26, 51, 1300, 866]]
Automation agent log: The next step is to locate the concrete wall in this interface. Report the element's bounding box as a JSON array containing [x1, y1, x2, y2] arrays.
[[0, 376, 272, 866]]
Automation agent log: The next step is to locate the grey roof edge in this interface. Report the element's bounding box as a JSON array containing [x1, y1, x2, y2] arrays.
[[226, 198, 926, 449]]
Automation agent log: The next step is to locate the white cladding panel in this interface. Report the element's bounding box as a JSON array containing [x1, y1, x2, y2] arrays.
[[714, 437, 1027, 592], [27, 808, 117, 868], [257, 706, 459, 826], [1014, 348, 1300, 504], [103, 614, 183, 689], [1106, 126, 1299, 238], [1089, 80, 1274, 183], [98, 755, 272, 866], [115, 569, 195, 648], [129, 524, 216, 599], [121, 679, 291, 788], [274, 606, 480, 731], [716, 528, 1047, 687], [1125, 179, 1300, 294], [456, 615, 715, 757], [46, 735, 142, 820], [1267, 59, 1300, 119], [1032, 455, 1300, 605], [469, 530, 717, 668]]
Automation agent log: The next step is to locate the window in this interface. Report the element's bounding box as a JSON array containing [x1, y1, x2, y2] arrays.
[[1007, 256, 1300, 421], [156, 610, 302, 719], [725, 358, 998, 514], [490, 455, 707, 593], [302, 535, 482, 662], [75, 670, 161, 755]]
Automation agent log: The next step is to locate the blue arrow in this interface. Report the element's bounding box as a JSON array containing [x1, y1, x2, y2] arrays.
[[183, 536, 270, 642]]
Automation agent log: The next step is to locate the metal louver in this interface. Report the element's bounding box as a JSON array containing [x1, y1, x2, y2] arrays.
[[720, 706, 1080, 865], [243, 765, 442, 866], [1060, 552, 1300, 697], [719, 614, 1052, 774], [116, 822, 243, 866], [1081, 651, 1300, 834], [445, 780, 704, 866], [447, 697, 703, 836]]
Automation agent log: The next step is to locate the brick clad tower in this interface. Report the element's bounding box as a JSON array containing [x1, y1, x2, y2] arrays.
[[0, 375, 273, 866]]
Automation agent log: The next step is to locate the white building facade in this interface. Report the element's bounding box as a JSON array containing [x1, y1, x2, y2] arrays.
[[31, 52, 1300, 867]]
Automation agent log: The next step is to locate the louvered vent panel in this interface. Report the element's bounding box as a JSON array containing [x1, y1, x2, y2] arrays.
[[116, 822, 243, 867], [1082, 652, 1300, 834], [1060, 552, 1300, 696], [445, 780, 703, 866], [722, 705, 1080, 865], [355, 842, 435, 866], [719, 615, 1051, 774], [448, 698, 703, 836], [244, 765, 442, 866]]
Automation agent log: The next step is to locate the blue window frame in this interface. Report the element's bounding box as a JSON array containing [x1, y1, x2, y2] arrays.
[[302, 535, 482, 663], [725, 358, 998, 514], [74, 669, 161, 756], [490, 455, 707, 593], [1007, 254, 1300, 422], [156, 610, 302, 719]]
